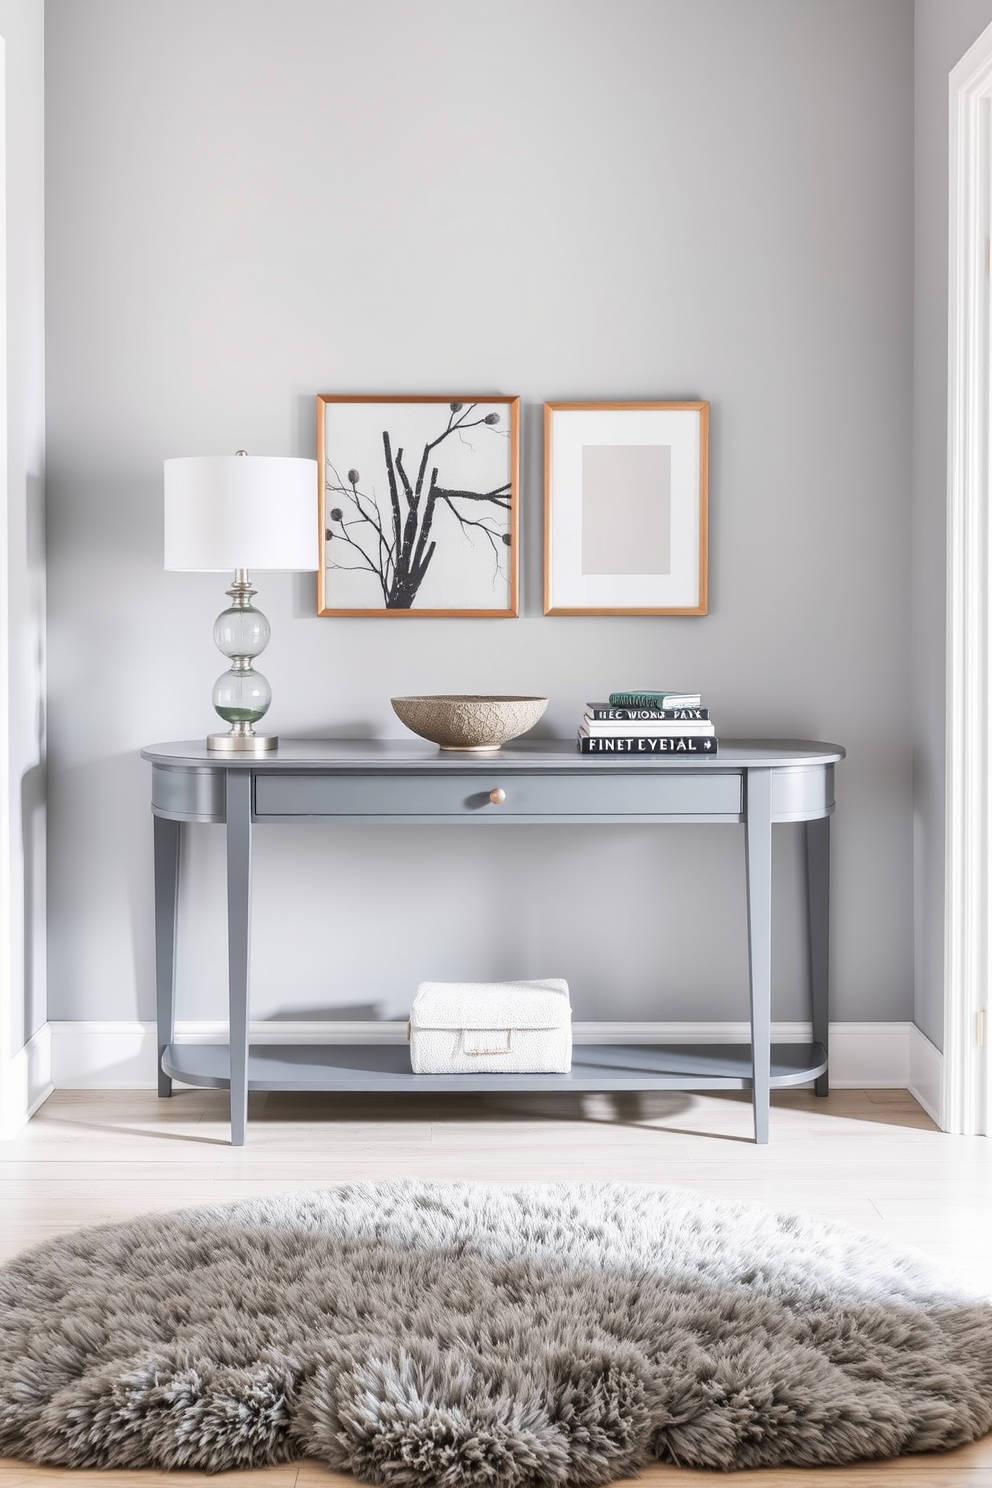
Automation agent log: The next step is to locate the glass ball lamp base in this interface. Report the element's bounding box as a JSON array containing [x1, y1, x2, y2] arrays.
[[206, 570, 278, 753], [207, 729, 278, 754]]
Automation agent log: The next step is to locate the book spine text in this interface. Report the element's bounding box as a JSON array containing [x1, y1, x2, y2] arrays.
[[577, 736, 719, 754], [587, 706, 709, 721]]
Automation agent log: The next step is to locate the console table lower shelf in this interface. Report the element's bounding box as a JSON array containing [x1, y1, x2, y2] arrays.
[[162, 1041, 829, 1095]]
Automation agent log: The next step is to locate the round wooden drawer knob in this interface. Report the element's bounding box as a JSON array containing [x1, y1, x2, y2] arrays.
[[489, 788, 506, 805]]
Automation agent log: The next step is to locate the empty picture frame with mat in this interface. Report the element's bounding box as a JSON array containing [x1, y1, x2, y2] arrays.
[[543, 400, 708, 615]]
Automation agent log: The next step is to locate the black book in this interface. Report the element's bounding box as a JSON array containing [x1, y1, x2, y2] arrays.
[[586, 702, 710, 722], [577, 735, 719, 755]]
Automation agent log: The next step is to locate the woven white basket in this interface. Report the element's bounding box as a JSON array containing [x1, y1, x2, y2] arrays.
[[408, 979, 571, 1073]]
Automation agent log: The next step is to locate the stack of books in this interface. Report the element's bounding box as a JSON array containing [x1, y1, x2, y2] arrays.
[[577, 690, 719, 755]]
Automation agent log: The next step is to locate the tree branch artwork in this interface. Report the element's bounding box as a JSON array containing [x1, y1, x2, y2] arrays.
[[323, 403, 512, 610]]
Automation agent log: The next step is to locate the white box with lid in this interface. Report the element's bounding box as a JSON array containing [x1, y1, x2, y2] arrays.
[[408, 979, 571, 1074]]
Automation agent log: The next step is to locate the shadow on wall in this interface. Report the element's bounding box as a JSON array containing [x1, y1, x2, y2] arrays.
[[14, 468, 48, 1045], [288, 722, 378, 740], [19, 760, 47, 1045], [266, 1003, 384, 1022]]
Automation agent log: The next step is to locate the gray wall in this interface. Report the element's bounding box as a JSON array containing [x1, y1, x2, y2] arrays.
[[1, 0, 46, 1056], [44, 0, 915, 1029], [912, 0, 992, 1052]]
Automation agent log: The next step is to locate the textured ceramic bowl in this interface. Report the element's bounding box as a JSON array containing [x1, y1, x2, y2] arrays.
[[391, 695, 549, 752]]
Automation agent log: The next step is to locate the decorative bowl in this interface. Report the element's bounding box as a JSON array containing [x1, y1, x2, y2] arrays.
[[390, 695, 549, 752]]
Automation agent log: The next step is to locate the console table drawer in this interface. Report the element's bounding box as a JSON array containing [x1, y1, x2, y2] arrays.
[[253, 771, 743, 819]]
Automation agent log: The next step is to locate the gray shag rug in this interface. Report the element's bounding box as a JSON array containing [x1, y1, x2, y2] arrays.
[[1, 1181, 991, 1482]]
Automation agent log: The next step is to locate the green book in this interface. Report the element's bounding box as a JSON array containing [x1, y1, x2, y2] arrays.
[[608, 690, 702, 709]]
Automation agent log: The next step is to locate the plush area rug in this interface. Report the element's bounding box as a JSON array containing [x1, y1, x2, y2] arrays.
[[1, 1180, 991, 1482]]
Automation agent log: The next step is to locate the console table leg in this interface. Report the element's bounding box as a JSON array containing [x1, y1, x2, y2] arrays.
[[226, 770, 253, 1146], [806, 814, 831, 1096], [745, 768, 773, 1144], [153, 816, 180, 1098]]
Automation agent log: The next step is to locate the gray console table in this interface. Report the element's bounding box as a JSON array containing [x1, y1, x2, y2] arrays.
[[141, 738, 844, 1145]]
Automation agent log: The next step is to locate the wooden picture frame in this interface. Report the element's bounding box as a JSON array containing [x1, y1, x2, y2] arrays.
[[317, 395, 520, 617], [543, 400, 709, 615]]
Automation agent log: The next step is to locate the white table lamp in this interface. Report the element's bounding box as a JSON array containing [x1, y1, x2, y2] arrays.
[[164, 451, 318, 753]]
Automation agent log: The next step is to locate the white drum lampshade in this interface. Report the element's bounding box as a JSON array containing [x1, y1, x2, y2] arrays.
[[164, 455, 318, 572], [163, 453, 319, 753]]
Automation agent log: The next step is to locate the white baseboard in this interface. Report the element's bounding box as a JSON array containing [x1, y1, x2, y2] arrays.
[[0, 1023, 54, 1137], [47, 1019, 927, 1094], [908, 1025, 943, 1124], [826, 1022, 915, 1089], [49, 1020, 161, 1090]]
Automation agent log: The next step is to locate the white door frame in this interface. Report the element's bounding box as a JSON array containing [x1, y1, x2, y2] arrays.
[[0, 34, 14, 1135], [0, 26, 50, 1138], [945, 25, 992, 1135]]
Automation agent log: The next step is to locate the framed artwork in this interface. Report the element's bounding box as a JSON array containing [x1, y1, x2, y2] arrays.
[[543, 400, 709, 615], [317, 395, 520, 616]]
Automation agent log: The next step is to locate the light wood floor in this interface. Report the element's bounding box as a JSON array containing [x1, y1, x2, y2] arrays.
[[1, 1085, 991, 1486]]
